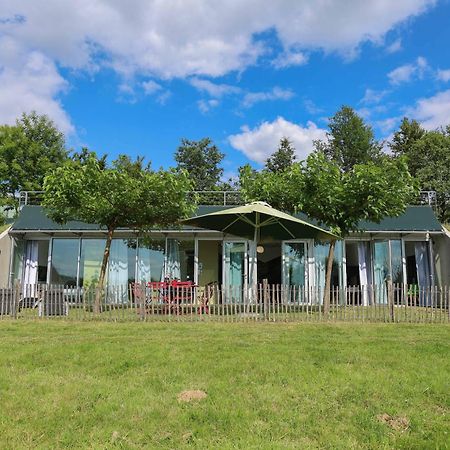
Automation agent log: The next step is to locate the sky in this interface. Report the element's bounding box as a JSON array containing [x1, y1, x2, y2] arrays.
[[1, 0, 450, 178]]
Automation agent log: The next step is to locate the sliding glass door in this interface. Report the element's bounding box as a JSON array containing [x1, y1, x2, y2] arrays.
[[223, 241, 247, 303], [282, 241, 308, 303]]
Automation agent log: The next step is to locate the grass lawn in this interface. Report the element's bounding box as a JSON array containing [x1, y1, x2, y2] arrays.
[[0, 322, 448, 449]]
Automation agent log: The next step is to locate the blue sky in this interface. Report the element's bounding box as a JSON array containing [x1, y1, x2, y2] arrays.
[[1, 1, 450, 177]]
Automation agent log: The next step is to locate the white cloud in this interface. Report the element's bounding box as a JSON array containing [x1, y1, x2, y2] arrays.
[[303, 99, 323, 115], [0, 0, 436, 130], [198, 99, 220, 114], [242, 87, 294, 108], [361, 88, 389, 104], [142, 80, 162, 95], [376, 116, 401, 134], [437, 69, 450, 82], [388, 56, 428, 84], [0, 45, 73, 134], [189, 78, 241, 98], [228, 117, 326, 163], [408, 89, 450, 130], [272, 50, 308, 69], [386, 38, 402, 54]]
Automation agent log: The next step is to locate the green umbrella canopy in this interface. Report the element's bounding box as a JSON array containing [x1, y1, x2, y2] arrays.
[[182, 202, 338, 242]]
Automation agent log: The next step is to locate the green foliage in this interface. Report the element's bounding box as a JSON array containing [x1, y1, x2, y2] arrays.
[[43, 151, 195, 301], [0, 112, 68, 210], [389, 117, 425, 157], [239, 163, 304, 212], [302, 152, 418, 236], [316, 106, 382, 172], [43, 151, 194, 230], [265, 137, 296, 172], [390, 120, 449, 222], [175, 138, 225, 190], [241, 152, 417, 237]]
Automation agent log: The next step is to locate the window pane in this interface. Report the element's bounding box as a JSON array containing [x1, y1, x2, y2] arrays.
[[314, 241, 343, 288], [166, 238, 194, 282], [282, 242, 306, 286], [12, 239, 25, 284], [51, 239, 79, 286], [79, 239, 106, 288], [137, 238, 165, 283], [390, 240, 403, 284], [108, 239, 136, 286]]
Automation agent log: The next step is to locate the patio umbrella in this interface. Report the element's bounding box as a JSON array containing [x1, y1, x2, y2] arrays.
[[182, 201, 338, 291], [183, 201, 337, 241]]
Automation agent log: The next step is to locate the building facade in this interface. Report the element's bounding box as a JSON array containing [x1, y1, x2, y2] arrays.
[[4, 204, 449, 305]]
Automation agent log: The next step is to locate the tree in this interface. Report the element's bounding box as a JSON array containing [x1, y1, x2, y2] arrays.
[[175, 138, 224, 190], [240, 152, 417, 316], [390, 119, 449, 222], [42, 151, 194, 313], [389, 117, 425, 158], [265, 137, 296, 172], [0, 112, 68, 212], [315, 106, 382, 172]]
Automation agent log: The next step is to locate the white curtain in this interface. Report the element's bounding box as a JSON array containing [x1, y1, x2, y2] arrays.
[[23, 241, 38, 297], [166, 239, 181, 280], [108, 240, 129, 286], [357, 242, 372, 305], [415, 242, 431, 287], [137, 247, 151, 283]]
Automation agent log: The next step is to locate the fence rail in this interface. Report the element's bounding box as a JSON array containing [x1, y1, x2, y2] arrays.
[[1, 283, 449, 323]]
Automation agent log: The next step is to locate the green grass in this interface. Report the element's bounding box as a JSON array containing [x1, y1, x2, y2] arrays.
[[0, 322, 448, 449]]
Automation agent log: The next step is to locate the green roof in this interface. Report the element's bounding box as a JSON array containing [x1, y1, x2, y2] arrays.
[[10, 205, 443, 233]]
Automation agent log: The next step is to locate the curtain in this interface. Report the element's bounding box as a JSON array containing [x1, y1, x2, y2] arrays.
[[373, 241, 389, 305], [137, 247, 151, 283], [415, 242, 431, 287], [358, 242, 373, 305], [107, 240, 129, 303], [166, 239, 181, 280], [314, 244, 328, 305], [23, 241, 38, 297]]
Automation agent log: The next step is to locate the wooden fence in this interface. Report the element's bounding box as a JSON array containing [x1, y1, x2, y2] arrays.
[[0, 283, 449, 323]]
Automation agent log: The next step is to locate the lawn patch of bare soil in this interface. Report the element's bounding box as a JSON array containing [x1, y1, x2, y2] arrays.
[[377, 413, 410, 432], [177, 390, 207, 403]]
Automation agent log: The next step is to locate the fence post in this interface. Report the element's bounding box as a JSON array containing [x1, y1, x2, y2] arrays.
[[263, 279, 269, 321], [387, 278, 394, 323]]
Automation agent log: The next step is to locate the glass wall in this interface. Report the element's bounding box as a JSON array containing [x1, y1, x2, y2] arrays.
[[51, 239, 79, 286], [137, 238, 165, 283], [390, 240, 403, 284], [223, 241, 246, 303], [79, 239, 106, 288], [108, 239, 136, 287], [282, 242, 306, 286], [314, 241, 344, 288], [11, 239, 25, 285], [166, 238, 195, 281]]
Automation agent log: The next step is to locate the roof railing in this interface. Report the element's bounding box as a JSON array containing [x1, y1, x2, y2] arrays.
[[18, 190, 244, 209], [17, 189, 438, 209]]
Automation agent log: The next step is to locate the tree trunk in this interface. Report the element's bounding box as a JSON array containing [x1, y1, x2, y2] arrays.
[[323, 239, 336, 319], [94, 227, 114, 314]]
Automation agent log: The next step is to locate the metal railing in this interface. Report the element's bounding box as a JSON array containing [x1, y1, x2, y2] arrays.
[[17, 190, 439, 209], [1, 283, 448, 323], [18, 190, 243, 209]]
